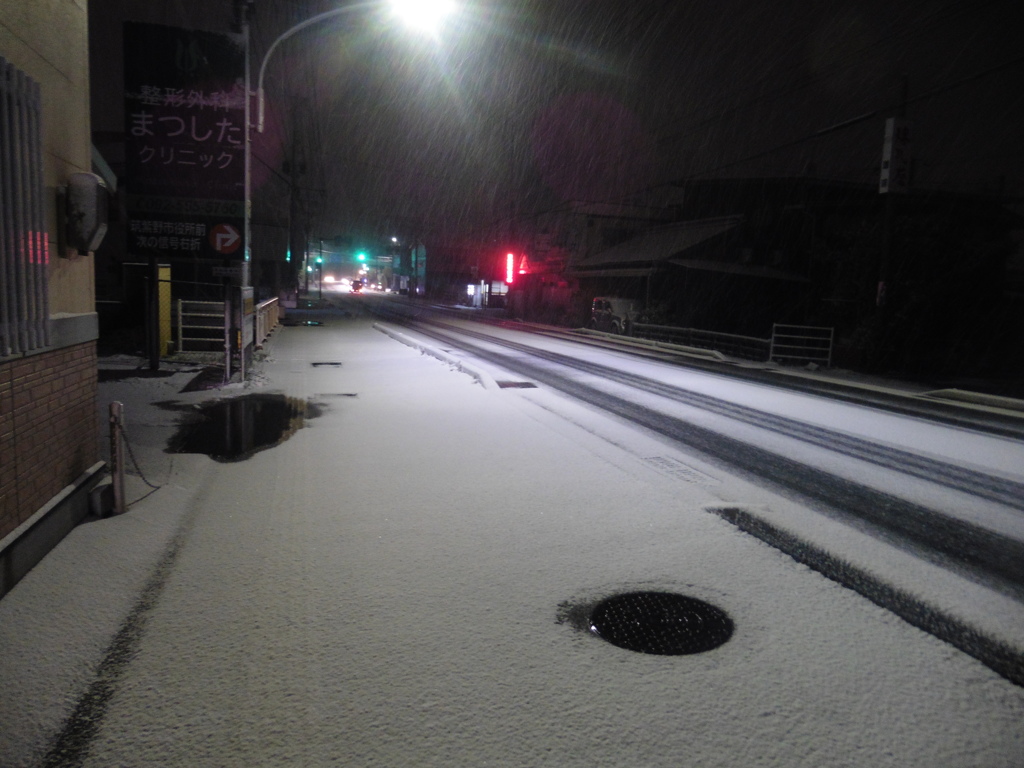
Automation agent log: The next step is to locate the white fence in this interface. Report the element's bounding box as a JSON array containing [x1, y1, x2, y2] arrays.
[[176, 300, 224, 353], [255, 297, 279, 348], [176, 296, 280, 358]]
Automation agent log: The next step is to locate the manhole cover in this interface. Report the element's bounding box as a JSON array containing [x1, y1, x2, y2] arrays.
[[589, 591, 733, 655]]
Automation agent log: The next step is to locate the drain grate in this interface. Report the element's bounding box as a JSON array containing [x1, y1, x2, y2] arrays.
[[589, 591, 733, 655], [497, 381, 538, 389], [311, 361, 343, 367], [643, 456, 717, 484]]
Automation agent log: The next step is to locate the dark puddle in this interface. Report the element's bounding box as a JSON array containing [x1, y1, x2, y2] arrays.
[[165, 394, 321, 461]]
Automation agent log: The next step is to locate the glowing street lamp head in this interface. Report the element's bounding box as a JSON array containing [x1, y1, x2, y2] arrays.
[[390, 0, 455, 35]]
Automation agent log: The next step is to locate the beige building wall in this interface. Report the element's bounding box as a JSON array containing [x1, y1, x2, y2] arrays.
[[1, 0, 102, 594], [1, 0, 95, 313]]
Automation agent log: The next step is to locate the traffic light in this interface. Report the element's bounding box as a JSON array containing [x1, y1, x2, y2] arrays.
[[356, 252, 367, 262]]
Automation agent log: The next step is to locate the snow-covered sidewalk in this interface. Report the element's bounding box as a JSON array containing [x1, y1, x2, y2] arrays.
[[2, 307, 1022, 767]]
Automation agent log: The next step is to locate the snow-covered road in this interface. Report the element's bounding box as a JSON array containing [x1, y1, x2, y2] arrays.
[[2, 303, 1022, 767]]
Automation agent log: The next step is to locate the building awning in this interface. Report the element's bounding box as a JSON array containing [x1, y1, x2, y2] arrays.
[[667, 258, 809, 282], [564, 266, 656, 278], [571, 216, 742, 270]]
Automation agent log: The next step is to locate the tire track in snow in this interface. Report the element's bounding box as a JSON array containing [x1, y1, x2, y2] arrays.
[[388, 319, 1024, 592], [39, 509, 193, 767]]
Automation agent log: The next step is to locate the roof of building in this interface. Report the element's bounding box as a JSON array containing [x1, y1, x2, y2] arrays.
[[572, 216, 743, 271]]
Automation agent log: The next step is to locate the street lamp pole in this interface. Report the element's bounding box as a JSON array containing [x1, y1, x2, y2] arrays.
[[255, 5, 375, 134], [255, 0, 455, 133], [246, 0, 455, 301]]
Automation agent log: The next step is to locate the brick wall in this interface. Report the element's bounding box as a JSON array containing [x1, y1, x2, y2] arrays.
[[0, 342, 99, 540]]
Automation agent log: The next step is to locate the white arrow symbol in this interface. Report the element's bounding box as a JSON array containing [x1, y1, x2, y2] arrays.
[[216, 227, 240, 251]]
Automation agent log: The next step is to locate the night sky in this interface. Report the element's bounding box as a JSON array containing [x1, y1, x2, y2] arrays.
[[93, 0, 1024, 247], [251, 0, 1023, 246]]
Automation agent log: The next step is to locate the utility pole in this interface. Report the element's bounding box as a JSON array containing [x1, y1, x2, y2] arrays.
[[878, 74, 910, 308]]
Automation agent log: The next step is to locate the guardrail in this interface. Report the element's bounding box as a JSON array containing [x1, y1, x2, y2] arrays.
[[255, 297, 280, 348]]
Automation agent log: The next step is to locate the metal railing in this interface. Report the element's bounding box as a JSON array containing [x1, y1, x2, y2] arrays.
[[769, 324, 834, 367], [628, 321, 834, 367], [1, 57, 48, 358], [255, 297, 280, 348], [176, 299, 224, 353]]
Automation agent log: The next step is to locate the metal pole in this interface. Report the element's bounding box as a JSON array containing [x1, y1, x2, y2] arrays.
[[109, 402, 125, 516], [256, 5, 373, 134], [878, 75, 909, 308], [223, 278, 232, 383], [243, 0, 252, 283]]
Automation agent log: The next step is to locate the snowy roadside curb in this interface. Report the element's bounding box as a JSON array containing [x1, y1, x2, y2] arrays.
[[568, 328, 729, 361], [921, 388, 1024, 414], [373, 322, 499, 390]]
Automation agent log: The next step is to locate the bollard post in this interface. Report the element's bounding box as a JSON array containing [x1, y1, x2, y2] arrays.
[[109, 401, 126, 516]]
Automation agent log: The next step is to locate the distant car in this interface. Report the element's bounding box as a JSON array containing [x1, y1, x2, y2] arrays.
[[351, 280, 363, 293], [590, 297, 638, 335]]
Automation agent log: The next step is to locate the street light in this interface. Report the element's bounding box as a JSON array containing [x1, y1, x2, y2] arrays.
[[255, 0, 456, 133], [390, 0, 456, 35], [245, 0, 455, 291]]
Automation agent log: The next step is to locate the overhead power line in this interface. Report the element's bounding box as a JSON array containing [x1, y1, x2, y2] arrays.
[[655, 0, 1009, 150], [675, 53, 1024, 182]]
